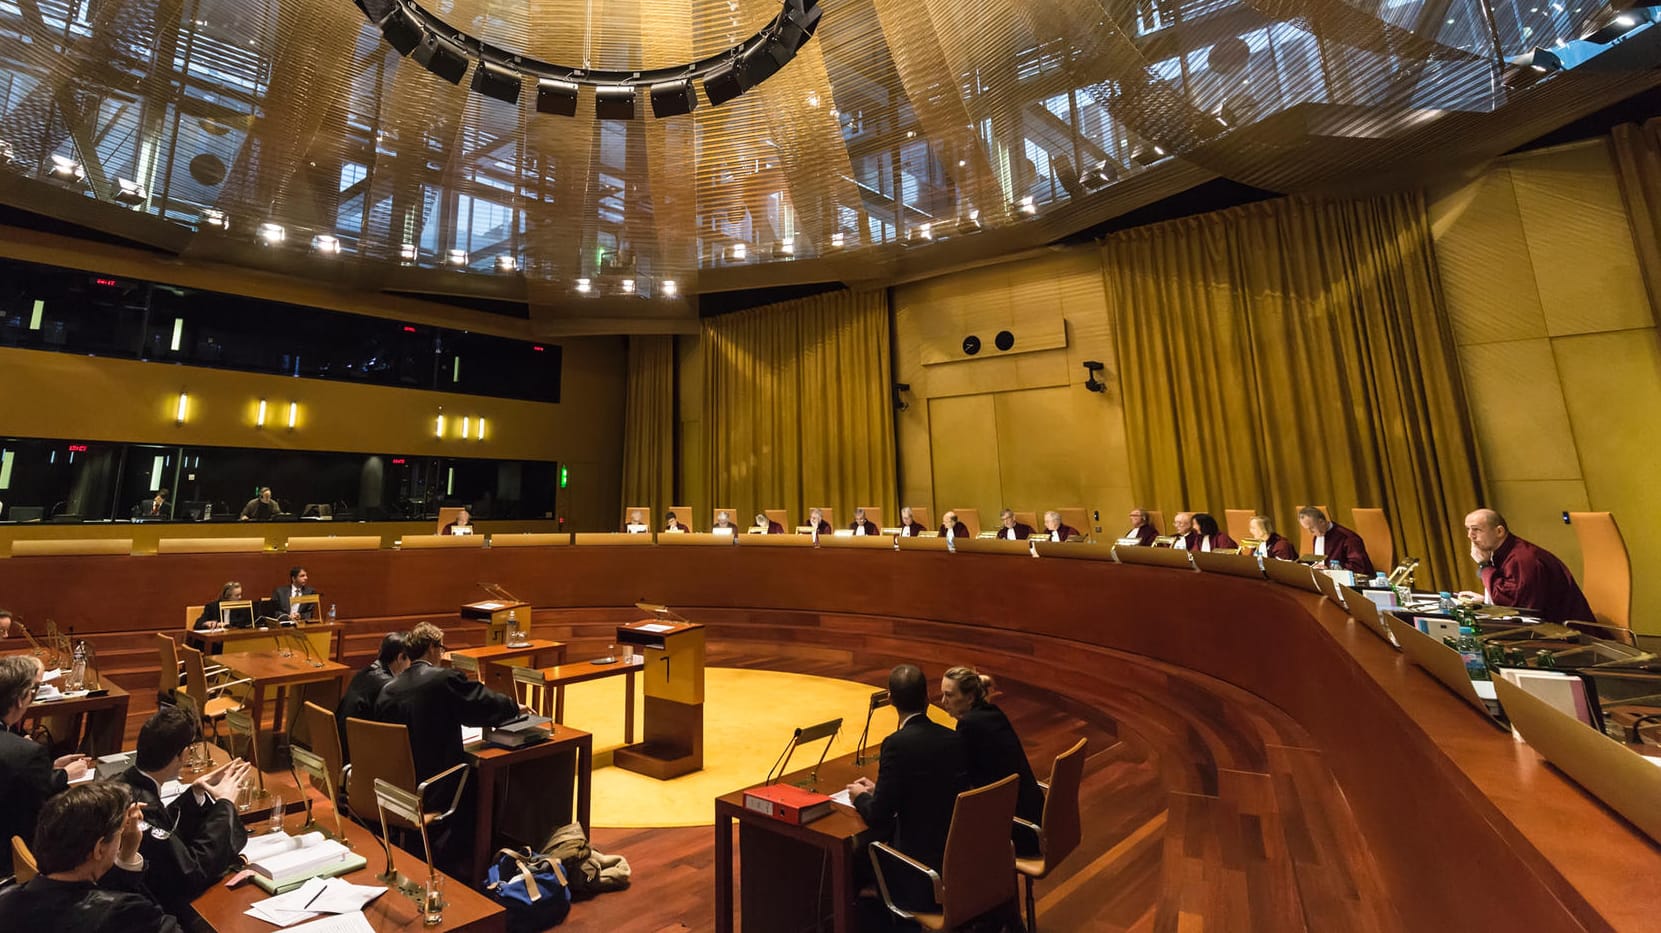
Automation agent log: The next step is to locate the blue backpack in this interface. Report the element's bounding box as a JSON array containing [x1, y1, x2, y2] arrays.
[[485, 846, 571, 931]]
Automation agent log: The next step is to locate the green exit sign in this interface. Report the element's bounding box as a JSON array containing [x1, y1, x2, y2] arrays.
[[559, 465, 569, 488]]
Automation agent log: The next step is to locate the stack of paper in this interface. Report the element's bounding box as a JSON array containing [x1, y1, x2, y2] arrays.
[[242, 832, 350, 886], [244, 876, 384, 928]]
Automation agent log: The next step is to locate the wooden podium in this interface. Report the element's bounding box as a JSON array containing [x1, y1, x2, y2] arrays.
[[613, 620, 704, 779], [460, 598, 529, 647]]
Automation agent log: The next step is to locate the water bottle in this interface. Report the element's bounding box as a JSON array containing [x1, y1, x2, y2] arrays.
[[1373, 571, 1389, 588], [1327, 559, 1340, 570], [1457, 626, 1490, 681], [327, 603, 337, 623], [507, 609, 523, 647], [203, 502, 212, 520], [1437, 591, 1454, 612], [69, 641, 87, 692]]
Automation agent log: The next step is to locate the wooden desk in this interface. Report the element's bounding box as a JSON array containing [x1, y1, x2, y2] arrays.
[[463, 724, 593, 883], [715, 754, 874, 933], [520, 656, 643, 742], [192, 801, 505, 932], [186, 622, 347, 662], [25, 679, 130, 756], [217, 651, 349, 738], [448, 639, 565, 696]]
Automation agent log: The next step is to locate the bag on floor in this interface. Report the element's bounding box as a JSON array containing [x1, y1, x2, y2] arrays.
[[540, 822, 632, 899], [485, 846, 571, 931]]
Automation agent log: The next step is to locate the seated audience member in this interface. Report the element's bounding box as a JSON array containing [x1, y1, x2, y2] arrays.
[[806, 508, 832, 535], [1463, 509, 1595, 623], [1042, 510, 1082, 542], [1, 655, 90, 875], [1192, 513, 1236, 552], [1296, 508, 1374, 576], [752, 512, 785, 535], [712, 511, 739, 533], [625, 509, 649, 532], [845, 664, 967, 916], [0, 781, 180, 932], [939, 667, 1043, 856], [896, 507, 926, 538], [995, 509, 1034, 541], [136, 489, 171, 519], [193, 582, 253, 631], [1248, 515, 1298, 561], [0, 608, 16, 639], [373, 622, 522, 872], [938, 510, 970, 540], [850, 508, 880, 536], [238, 487, 279, 521], [336, 632, 410, 761], [117, 708, 250, 918], [663, 511, 686, 533], [271, 566, 317, 623], [1169, 512, 1200, 551], [441, 508, 475, 535], [1124, 509, 1159, 546]]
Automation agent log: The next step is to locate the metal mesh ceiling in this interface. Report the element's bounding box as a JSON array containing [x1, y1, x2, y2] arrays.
[[0, 0, 1648, 310]]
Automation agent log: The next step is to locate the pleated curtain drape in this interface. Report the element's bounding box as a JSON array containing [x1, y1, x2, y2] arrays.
[[620, 335, 676, 524], [1610, 117, 1661, 326], [701, 289, 896, 527], [1103, 192, 1485, 588]]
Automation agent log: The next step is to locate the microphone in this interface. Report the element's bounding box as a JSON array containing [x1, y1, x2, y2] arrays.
[[855, 689, 890, 766], [287, 630, 324, 668]]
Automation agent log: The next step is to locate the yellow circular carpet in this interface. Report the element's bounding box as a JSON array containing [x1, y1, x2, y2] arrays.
[[556, 666, 951, 828]]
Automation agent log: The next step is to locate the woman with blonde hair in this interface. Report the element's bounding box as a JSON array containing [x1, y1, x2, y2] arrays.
[[939, 666, 1044, 853]]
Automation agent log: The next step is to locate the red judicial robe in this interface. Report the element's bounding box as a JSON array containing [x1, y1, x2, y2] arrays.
[[1049, 524, 1082, 542], [896, 521, 927, 537], [1130, 524, 1159, 546], [808, 519, 832, 535], [1201, 533, 1237, 552], [1317, 523, 1374, 576], [1263, 533, 1297, 561], [851, 519, 881, 535], [1481, 534, 1595, 623], [940, 521, 970, 538], [759, 521, 785, 534], [996, 523, 1035, 541], [1174, 530, 1201, 551]]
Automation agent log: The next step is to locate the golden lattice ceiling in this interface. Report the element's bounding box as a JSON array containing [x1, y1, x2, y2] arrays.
[[0, 0, 1652, 325]]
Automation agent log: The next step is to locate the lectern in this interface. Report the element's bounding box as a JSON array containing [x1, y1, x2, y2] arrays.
[[460, 584, 529, 647], [613, 615, 704, 779]]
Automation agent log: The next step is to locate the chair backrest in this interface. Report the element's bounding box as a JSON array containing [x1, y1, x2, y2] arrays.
[[1144, 509, 1166, 535], [224, 707, 263, 772], [808, 507, 835, 528], [1223, 509, 1256, 543], [939, 774, 1020, 927], [184, 606, 204, 630], [950, 508, 982, 537], [1295, 503, 1331, 555], [1056, 508, 1090, 538], [343, 717, 420, 826], [669, 505, 693, 531], [515, 672, 547, 717], [906, 506, 933, 529], [1350, 507, 1394, 573], [300, 701, 346, 798], [435, 506, 465, 535], [763, 509, 788, 529], [178, 643, 212, 709], [155, 633, 182, 697], [1568, 511, 1632, 628], [1039, 738, 1088, 870], [856, 506, 884, 527], [11, 835, 36, 883], [1013, 511, 1037, 530], [711, 507, 738, 530], [621, 505, 651, 530]]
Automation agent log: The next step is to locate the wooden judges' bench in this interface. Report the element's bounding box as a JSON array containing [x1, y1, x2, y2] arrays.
[[3, 539, 1661, 930]]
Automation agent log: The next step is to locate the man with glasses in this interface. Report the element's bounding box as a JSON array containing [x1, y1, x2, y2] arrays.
[[0, 654, 91, 875]]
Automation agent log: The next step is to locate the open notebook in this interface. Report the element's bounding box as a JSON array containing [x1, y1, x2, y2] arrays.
[[241, 831, 361, 891]]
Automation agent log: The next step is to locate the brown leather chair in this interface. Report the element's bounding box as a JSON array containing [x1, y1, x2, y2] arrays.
[[10, 835, 36, 883], [1143, 509, 1167, 536], [870, 773, 1020, 930], [343, 717, 468, 877], [1015, 738, 1089, 931], [1568, 511, 1632, 629], [1224, 509, 1256, 543], [1350, 507, 1395, 573]]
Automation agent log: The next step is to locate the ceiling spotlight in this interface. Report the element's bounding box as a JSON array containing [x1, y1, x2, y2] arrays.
[[311, 234, 341, 255], [536, 77, 580, 116], [702, 59, 748, 106], [445, 248, 469, 266], [472, 60, 523, 104], [596, 85, 637, 120], [113, 178, 147, 206], [413, 32, 469, 85], [575, 277, 592, 293], [778, 0, 824, 51], [495, 254, 518, 272], [256, 222, 286, 245], [398, 243, 419, 264], [621, 279, 636, 294], [661, 280, 679, 297], [378, 5, 422, 56], [649, 79, 698, 118], [740, 39, 786, 86], [200, 208, 227, 229], [47, 154, 85, 182]]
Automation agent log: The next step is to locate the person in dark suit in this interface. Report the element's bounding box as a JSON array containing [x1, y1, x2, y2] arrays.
[[271, 566, 317, 623], [372, 622, 522, 872], [1192, 513, 1237, 552], [995, 509, 1034, 541], [1297, 508, 1374, 576], [135, 489, 171, 520], [193, 582, 253, 631], [336, 632, 409, 762], [238, 487, 279, 521], [0, 655, 90, 875], [1124, 508, 1160, 546], [116, 707, 250, 919], [1042, 510, 1083, 543], [895, 507, 927, 538], [0, 781, 180, 932], [940, 666, 1044, 856], [850, 508, 880, 536], [938, 510, 970, 540], [1249, 515, 1298, 561], [806, 508, 832, 535], [752, 512, 786, 535], [846, 664, 967, 914]]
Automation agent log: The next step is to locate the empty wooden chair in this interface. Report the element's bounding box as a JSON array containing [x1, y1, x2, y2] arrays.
[[870, 773, 1020, 930], [1013, 511, 1038, 531], [344, 718, 468, 874], [1350, 508, 1394, 574], [10, 835, 36, 883], [1014, 738, 1088, 931], [155, 633, 184, 705], [1568, 512, 1632, 629], [178, 644, 247, 751], [1224, 509, 1256, 543]]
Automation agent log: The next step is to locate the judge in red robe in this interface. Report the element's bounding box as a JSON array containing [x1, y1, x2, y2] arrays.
[[850, 508, 880, 536], [1249, 515, 1298, 561], [805, 508, 832, 535], [895, 507, 927, 538], [1124, 509, 1159, 546], [1168, 512, 1200, 551], [939, 511, 970, 539], [1041, 511, 1082, 542], [995, 509, 1034, 541], [1192, 513, 1236, 552], [1464, 509, 1594, 623], [752, 512, 786, 534], [1296, 508, 1374, 576]]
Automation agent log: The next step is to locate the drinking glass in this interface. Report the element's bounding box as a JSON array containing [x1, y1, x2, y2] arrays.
[[423, 873, 445, 926]]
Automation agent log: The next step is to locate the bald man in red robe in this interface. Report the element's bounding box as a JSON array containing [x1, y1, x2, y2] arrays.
[[1462, 509, 1594, 623]]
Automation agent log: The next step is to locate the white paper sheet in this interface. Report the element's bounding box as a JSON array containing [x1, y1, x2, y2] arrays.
[[461, 725, 484, 745], [283, 913, 376, 933], [636, 623, 674, 633], [829, 788, 853, 807], [245, 878, 385, 928]]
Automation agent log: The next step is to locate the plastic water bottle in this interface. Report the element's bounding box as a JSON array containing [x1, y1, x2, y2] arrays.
[[69, 641, 87, 692], [1373, 571, 1389, 588], [1457, 626, 1490, 681], [327, 603, 337, 623], [507, 609, 523, 647], [1437, 591, 1454, 612]]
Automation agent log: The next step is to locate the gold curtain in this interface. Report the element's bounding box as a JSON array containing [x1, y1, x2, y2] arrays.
[[1610, 117, 1661, 326], [620, 335, 676, 524], [702, 290, 896, 526], [1103, 192, 1484, 588]]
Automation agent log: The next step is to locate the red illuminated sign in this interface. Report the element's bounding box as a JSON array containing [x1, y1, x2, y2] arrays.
[[93, 277, 119, 287], [391, 458, 407, 465], [402, 326, 417, 333], [67, 444, 88, 452], [532, 345, 544, 352]]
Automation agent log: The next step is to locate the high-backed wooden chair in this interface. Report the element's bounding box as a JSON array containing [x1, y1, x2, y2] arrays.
[[435, 506, 465, 535], [1350, 508, 1394, 574], [155, 633, 184, 704], [711, 508, 739, 531], [179, 644, 246, 750], [299, 701, 347, 802], [907, 506, 933, 530], [224, 708, 266, 792], [856, 506, 884, 527], [344, 718, 468, 874], [870, 773, 1020, 930], [763, 509, 788, 530], [10, 835, 36, 883], [669, 505, 692, 531], [1224, 509, 1256, 543], [1568, 512, 1632, 628], [1013, 511, 1038, 530], [1056, 508, 1090, 539], [809, 507, 835, 529], [1015, 738, 1088, 931], [1143, 509, 1166, 535], [1295, 504, 1331, 555], [949, 508, 982, 537], [621, 505, 651, 530]]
